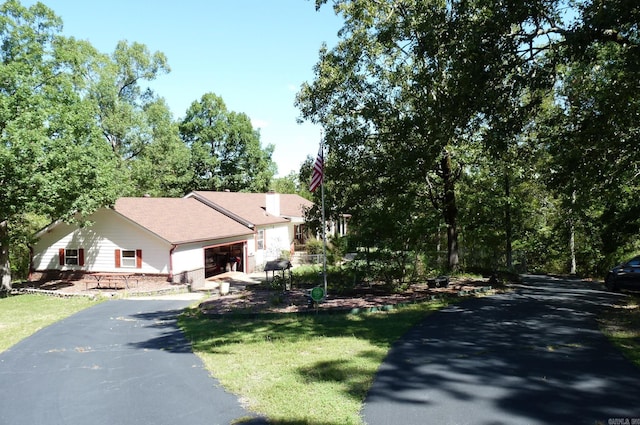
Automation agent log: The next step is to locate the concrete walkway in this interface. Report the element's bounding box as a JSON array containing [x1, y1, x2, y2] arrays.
[[0, 296, 267, 425], [362, 275, 640, 424]]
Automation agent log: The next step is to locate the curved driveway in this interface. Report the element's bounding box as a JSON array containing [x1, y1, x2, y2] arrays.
[[362, 275, 640, 424], [0, 295, 266, 425]]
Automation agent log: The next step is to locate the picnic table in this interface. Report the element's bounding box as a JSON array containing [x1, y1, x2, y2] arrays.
[[87, 273, 137, 290]]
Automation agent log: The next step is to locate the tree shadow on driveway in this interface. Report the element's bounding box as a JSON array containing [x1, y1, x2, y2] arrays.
[[363, 275, 640, 425], [126, 308, 194, 353]]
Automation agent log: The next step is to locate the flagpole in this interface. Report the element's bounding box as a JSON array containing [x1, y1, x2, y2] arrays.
[[309, 130, 327, 299]]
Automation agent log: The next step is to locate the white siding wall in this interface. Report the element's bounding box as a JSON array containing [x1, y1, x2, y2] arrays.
[[253, 224, 292, 267], [172, 243, 203, 274], [33, 209, 170, 274]]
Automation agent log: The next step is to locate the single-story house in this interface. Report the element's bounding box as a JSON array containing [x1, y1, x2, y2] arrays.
[[31, 191, 314, 289]]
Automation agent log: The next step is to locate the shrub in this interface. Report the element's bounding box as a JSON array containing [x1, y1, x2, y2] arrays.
[[279, 250, 291, 260], [292, 265, 323, 288], [305, 239, 324, 255]]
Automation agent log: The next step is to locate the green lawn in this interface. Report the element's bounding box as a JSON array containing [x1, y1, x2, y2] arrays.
[[179, 299, 451, 425], [599, 295, 640, 367], [0, 294, 100, 352]]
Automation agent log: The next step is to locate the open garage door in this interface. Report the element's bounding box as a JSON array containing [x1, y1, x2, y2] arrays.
[[204, 242, 245, 278]]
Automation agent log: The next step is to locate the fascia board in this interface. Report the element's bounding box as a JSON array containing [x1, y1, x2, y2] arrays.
[[185, 192, 256, 229]]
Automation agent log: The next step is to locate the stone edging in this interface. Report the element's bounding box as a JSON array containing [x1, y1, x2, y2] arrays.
[[10, 285, 191, 299]]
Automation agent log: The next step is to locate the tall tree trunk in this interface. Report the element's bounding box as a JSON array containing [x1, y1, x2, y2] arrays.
[[1, 220, 11, 291], [569, 224, 576, 275], [504, 169, 513, 270], [441, 150, 459, 272], [569, 190, 577, 275], [436, 225, 444, 269]]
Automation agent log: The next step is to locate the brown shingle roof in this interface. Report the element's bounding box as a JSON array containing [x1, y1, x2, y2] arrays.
[[189, 192, 312, 226], [114, 197, 253, 244], [279, 194, 313, 218]]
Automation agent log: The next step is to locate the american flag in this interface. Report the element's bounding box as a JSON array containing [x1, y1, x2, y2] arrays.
[[309, 144, 324, 192]]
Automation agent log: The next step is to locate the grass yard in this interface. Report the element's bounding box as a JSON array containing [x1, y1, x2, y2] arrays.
[[179, 299, 451, 425], [0, 294, 100, 352], [599, 295, 640, 367]]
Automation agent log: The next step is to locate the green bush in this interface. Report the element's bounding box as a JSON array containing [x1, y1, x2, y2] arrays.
[[305, 239, 324, 255], [328, 235, 349, 264], [291, 264, 359, 294], [292, 265, 323, 288]]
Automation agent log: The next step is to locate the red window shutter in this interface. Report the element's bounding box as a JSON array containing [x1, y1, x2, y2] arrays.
[[115, 249, 121, 268], [79, 248, 85, 266], [59, 248, 65, 266], [136, 249, 142, 269]]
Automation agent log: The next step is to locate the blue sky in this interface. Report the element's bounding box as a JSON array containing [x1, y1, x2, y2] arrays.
[[27, 0, 342, 177]]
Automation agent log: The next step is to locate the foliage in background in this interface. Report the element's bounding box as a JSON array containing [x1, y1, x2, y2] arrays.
[[270, 171, 299, 194], [0, 1, 122, 288], [9, 214, 49, 280], [298, 0, 640, 277], [179, 92, 276, 193]]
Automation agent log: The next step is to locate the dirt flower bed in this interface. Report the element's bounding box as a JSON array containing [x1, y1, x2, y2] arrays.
[[198, 277, 498, 315], [15, 272, 501, 315]]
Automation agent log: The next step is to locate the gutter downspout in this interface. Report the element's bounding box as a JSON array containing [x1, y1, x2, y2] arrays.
[[168, 244, 177, 282]]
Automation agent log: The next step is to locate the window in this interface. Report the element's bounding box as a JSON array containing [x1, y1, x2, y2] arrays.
[[115, 249, 142, 268], [628, 257, 640, 267], [257, 229, 265, 250], [121, 250, 136, 268], [59, 248, 85, 267], [65, 249, 79, 265]]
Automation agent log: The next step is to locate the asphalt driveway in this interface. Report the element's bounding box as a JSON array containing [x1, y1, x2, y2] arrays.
[[0, 295, 266, 425], [362, 275, 640, 425]]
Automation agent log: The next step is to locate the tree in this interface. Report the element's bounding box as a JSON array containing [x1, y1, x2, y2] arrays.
[[129, 99, 192, 197], [0, 1, 119, 288], [90, 40, 170, 162], [532, 0, 640, 273], [180, 92, 276, 192], [297, 0, 562, 271], [271, 171, 301, 195]]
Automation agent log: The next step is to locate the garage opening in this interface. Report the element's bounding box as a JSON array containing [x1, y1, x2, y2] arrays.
[[204, 243, 245, 278]]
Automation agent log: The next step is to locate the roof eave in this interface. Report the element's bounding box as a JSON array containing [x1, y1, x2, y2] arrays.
[[170, 231, 255, 245], [186, 192, 256, 229]]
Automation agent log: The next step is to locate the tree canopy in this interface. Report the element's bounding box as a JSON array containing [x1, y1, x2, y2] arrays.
[[0, 0, 119, 288], [297, 0, 640, 275], [180, 93, 276, 193]]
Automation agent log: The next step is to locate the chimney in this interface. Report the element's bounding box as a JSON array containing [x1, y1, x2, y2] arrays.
[[265, 190, 280, 216]]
